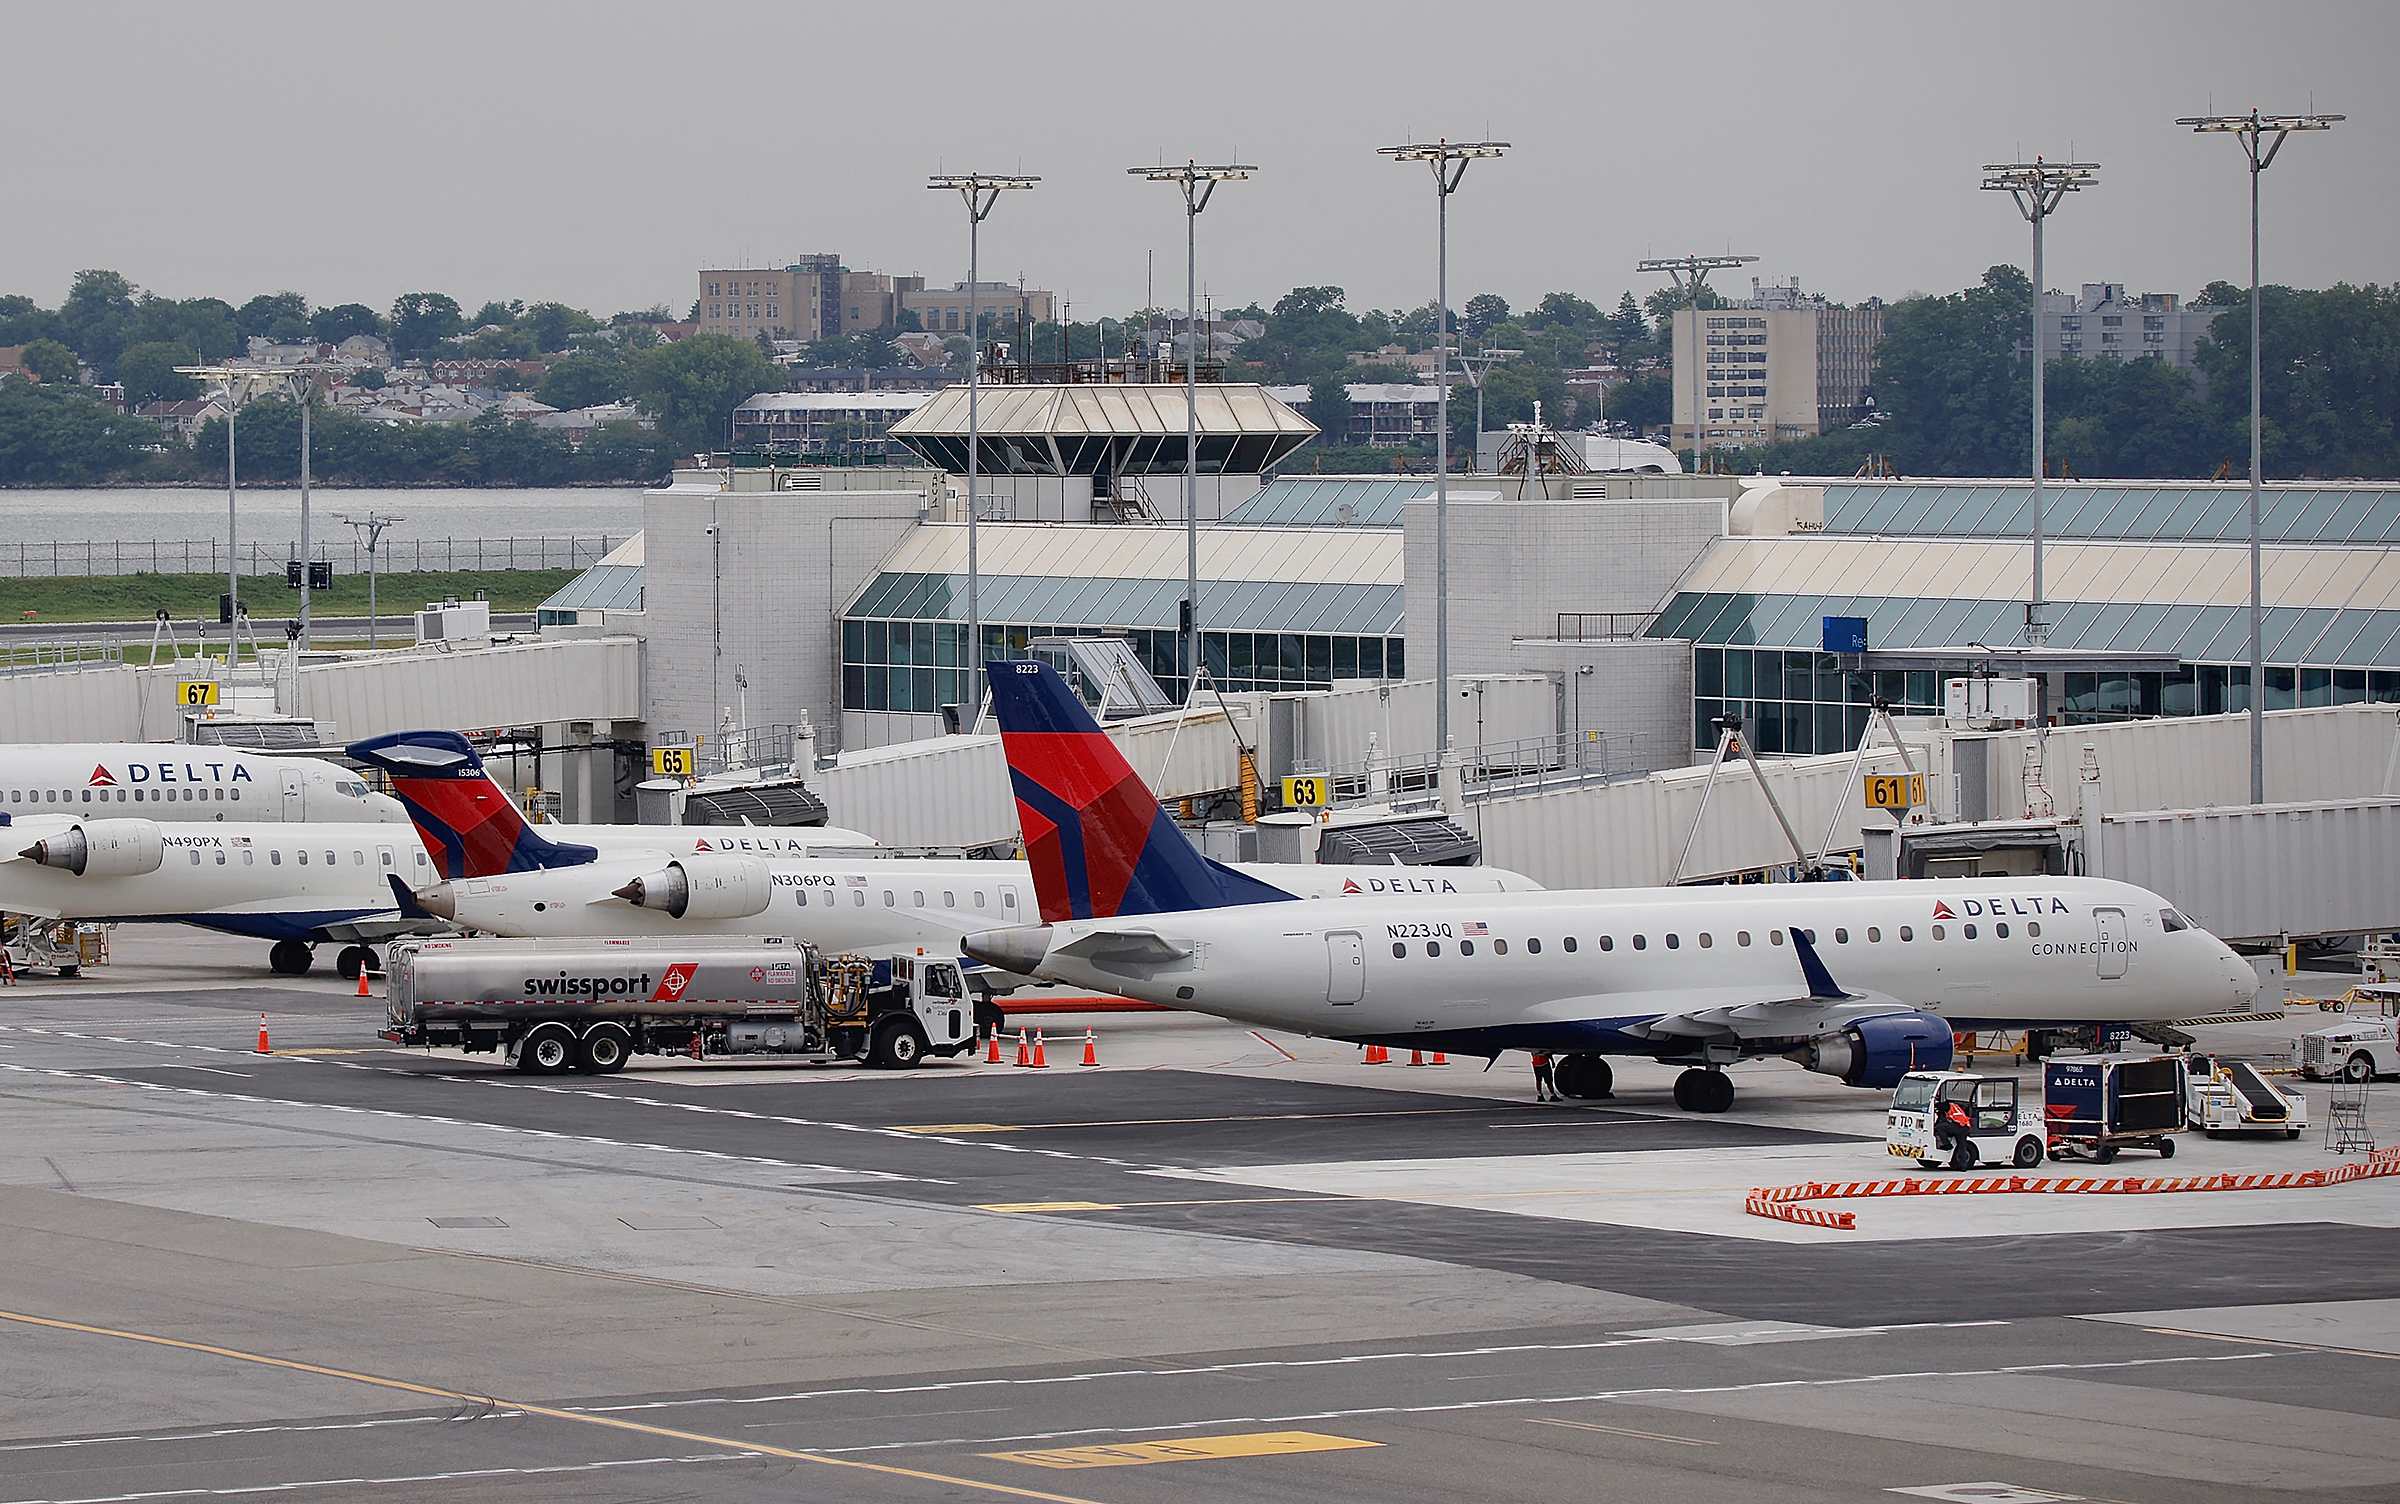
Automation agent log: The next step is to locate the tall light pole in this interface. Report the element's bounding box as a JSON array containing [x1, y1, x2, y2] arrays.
[[928, 171, 1037, 704], [1129, 160, 1254, 702], [1637, 254, 1754, 476], [1380, 138, 1507, 776], [1982, 157, 2098, 648], [176, 365, 286, 666], [2178, 110, 2340, 805], [339, 512, 402, 648], [1454, 346, 1521, 470]]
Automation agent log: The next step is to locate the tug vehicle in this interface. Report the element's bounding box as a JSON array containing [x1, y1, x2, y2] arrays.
[[1886, 1070, 2050, 1171]]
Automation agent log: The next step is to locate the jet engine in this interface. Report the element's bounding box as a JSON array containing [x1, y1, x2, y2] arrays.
[[18, 820, 164, 878], [610, 855, 771, 920], [1786, 1010, 1955, 1089]]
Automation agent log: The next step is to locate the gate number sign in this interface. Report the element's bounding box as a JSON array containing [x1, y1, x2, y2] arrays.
[[177, 681, 219, 707], [1864, 773, 1926, 809], [650, 747, 694, 776], [1282, 776, 1328, 808]]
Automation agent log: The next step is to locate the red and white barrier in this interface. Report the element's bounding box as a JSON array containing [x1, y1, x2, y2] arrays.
[[1746, 1145, 2400, 1230]]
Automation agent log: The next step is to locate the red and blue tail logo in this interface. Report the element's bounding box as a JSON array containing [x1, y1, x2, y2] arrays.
[[984, 660, 1294, 922], [346, 730, 599, 880]]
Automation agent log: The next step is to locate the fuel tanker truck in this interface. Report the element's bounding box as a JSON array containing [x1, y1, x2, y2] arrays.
[[380, 935, 979, 1074]]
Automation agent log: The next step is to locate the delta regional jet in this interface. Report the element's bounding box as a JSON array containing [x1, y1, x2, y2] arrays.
[[347, 730, 1540, 996], [0, 745, 406, 824], [962, 661, 2261, 1112]]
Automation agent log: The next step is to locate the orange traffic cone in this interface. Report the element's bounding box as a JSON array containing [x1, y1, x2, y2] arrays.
[[1030, 1029, 1049, 1068], [1014, 1028, 1029, 1067], [986, 1028, 1004, 1064], [1407, 1049, 1425, 1066], [255, 1013, 270, 1055], [1431, 1052, 1449, 1066], [1363, 1044, 1387, 1064], [356, 965, 372, 997], [1080, 1027, 1099, 1067]]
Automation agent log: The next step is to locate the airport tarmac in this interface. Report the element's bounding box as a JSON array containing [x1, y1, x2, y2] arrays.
[[3, 927, 2397, 1503]]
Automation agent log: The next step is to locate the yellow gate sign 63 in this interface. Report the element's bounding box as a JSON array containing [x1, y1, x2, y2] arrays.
[[1281, 775, 1328, 808], [1864, 773, 1926, 809]]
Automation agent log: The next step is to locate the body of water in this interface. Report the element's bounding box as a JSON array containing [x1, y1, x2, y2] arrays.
[[0, 487, 645, 548]]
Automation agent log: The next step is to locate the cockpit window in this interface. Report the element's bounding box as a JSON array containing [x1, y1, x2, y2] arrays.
[[2160, 908, 2188, 933]]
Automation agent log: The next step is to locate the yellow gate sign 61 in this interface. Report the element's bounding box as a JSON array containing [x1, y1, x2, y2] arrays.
[[650, 747, 695, 777], [1281, 775, 1328, 809], [176, 681, 219, 707], [1864, 773, 1926, 809]]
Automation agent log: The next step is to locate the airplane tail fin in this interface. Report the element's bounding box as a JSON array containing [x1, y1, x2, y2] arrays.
[[983, 660, 1294, 922], [346, 730, 598, 880]]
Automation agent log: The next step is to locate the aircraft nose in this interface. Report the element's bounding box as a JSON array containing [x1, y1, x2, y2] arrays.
[[416, 884, 456, 921], [2224, 947, 2260, 1005]]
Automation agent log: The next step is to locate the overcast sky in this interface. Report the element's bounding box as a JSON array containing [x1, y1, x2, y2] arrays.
[[7, 1, 2391, 323]]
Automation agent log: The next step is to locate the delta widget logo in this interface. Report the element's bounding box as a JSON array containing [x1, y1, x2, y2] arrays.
[[88, 766, 117, 787], [1931, 900, 1957, 920], [1342, 878, 1362, 894]]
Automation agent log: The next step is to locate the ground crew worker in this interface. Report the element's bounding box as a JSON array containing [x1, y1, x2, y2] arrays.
[[1531, 1050, 1556, 1102]]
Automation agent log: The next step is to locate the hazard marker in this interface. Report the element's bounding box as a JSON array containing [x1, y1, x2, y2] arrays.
[[255, 1013, 270, 1054], [1030, 1029, 1049, 1068], [1080, 1027, 1099, 1067]]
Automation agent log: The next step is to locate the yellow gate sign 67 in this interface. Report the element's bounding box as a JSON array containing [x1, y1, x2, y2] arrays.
[[176, 681, 219, 707], [1864, 773, 1926, 809], [1281, 775, 1328, 808], [650, 747, 695, 777]]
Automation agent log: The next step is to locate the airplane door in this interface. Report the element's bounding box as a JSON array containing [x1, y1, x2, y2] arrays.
[[279, 767, 304, 821], [376, 844, 397, 893], [1326, 931, 1364, 1005], [2094, 906, 2129, 979]]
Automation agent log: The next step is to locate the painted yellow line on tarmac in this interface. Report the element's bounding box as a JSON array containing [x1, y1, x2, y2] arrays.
[[892, 1123, 1022, 1134], [2142, 1325, 2400, 1362], [987, 1431, 1380, 1470], [0, 1307, 1115, 1504], [978, 1201, 1123, 1213]]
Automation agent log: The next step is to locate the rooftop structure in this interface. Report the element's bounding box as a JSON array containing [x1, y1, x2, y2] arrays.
[[885, 382, 1315, 478]]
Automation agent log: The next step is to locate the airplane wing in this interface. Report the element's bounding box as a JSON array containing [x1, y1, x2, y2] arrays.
[[1619, 929, 1903, 1042], [1049, 928, 1193, 965]]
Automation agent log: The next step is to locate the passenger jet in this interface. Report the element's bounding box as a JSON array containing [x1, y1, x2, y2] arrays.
[[961, 661, 2260, 1111]]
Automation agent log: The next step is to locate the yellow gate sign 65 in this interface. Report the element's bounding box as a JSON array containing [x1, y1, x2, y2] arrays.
[[1864, 773, 1926, 809], [1281, 775, 1328, 809], [176, 681, 219, 707], [650, 747, 695, 777]]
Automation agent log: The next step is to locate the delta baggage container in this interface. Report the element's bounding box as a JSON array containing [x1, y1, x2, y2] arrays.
[[2043, 1053, 2185, 1163], [381, 934, 979, 1074]]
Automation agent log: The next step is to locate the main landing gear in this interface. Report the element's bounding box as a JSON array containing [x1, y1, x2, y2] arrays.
[[1552, 1054, 1615, 1099], [268, 940, 314, 976], [1672, 1068, 1735, 1113], [335, 945, 378, 980]]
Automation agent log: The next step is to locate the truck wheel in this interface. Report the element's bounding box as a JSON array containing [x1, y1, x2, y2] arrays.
[[2013, 1137, 2043, 1169], [1949, 1140, 1978, 1172], [522, 1025, 575, 1076], [2093, 1145, 2118, 1166], [268, 940, 313, 975], [2156, 1137, 2175, 1160], [871, 1020, 927, 1069], [1917, 1159, 1942, 1171], [2287, 1129, 2302, 1140], [578, 1025, 630, 1074], [2346, 1054, 2376, 1083]]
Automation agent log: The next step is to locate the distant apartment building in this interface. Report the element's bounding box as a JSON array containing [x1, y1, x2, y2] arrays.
[[2038, 283, 2221, 383], [899, 281, 1054, 338], [1264, 383, 1439, 448], [1671, 277, 1885, 448], [730, 390, 937, 459], [700, 259, 1054, 343]]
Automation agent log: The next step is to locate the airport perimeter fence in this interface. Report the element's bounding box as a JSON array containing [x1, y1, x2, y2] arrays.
[[0, 536, 619, 579]]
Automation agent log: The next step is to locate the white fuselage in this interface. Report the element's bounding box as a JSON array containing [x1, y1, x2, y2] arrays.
[[0, 746, 406, 823], [427, 856, 1538, 965], [0, 819, 436, 942], [1010, 877, 2258, 1045]]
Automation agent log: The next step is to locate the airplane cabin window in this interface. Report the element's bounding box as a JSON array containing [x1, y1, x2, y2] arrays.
[[189, 851, 200, 865], [1632, 935, 1647, 950], [913, 891, 925, 908], [1697, 933, 1712, 948], [1899, 925, 1913, 941], [884, 891, 895, 907], [1460, 940, 1475, 956], [1771, 929, 1785, 946], [1867, 927, 1881, 942], [1596, 935, 1613, 952], [853, 891, 865, 906], [1563, 936, 1578, 952], [1664, 934, 1678, 949], [325, 852, 335, 865], [1003, 890, 1017, 909], [1834, 928, 1848, 944], [1796, 929, 1813, 944], [1737, 930, 1752, 946], [270, 851, 281, 865], [81, 789, 91, 802], [229, 788, 238, 800], [1426, 941, 1441, 956], [1392, 942, 1407, 958], [1995, 922, 2009, 938], [242, 851, 253, 865], [1932, 924, 1946, 940], [1526, 938, 1541, 954], [1493, 938, 1507, 955], [1963, 923, 1977, 939], [215, 852, 226, 865], [975, 891, 987, 908], [944, 891, 956, 908], [382, 852, 392, 866], [2027, 921, 2041, 937], [819, 890, 831, 906], [297, 851, 307, 864], [353, 851, 364, 865]]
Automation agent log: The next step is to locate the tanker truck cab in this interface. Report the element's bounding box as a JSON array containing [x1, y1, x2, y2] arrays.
[[849, 953, 975, 1068], [1887, 1070, 2049, 1171]]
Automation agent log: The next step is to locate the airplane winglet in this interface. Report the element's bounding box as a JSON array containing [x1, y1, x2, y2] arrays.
[[1789, 927, 1853, 1000], [385, 873, 437, 922]]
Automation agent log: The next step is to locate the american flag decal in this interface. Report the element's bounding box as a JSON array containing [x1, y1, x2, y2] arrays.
[[1463, 921, 1488, 936]]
